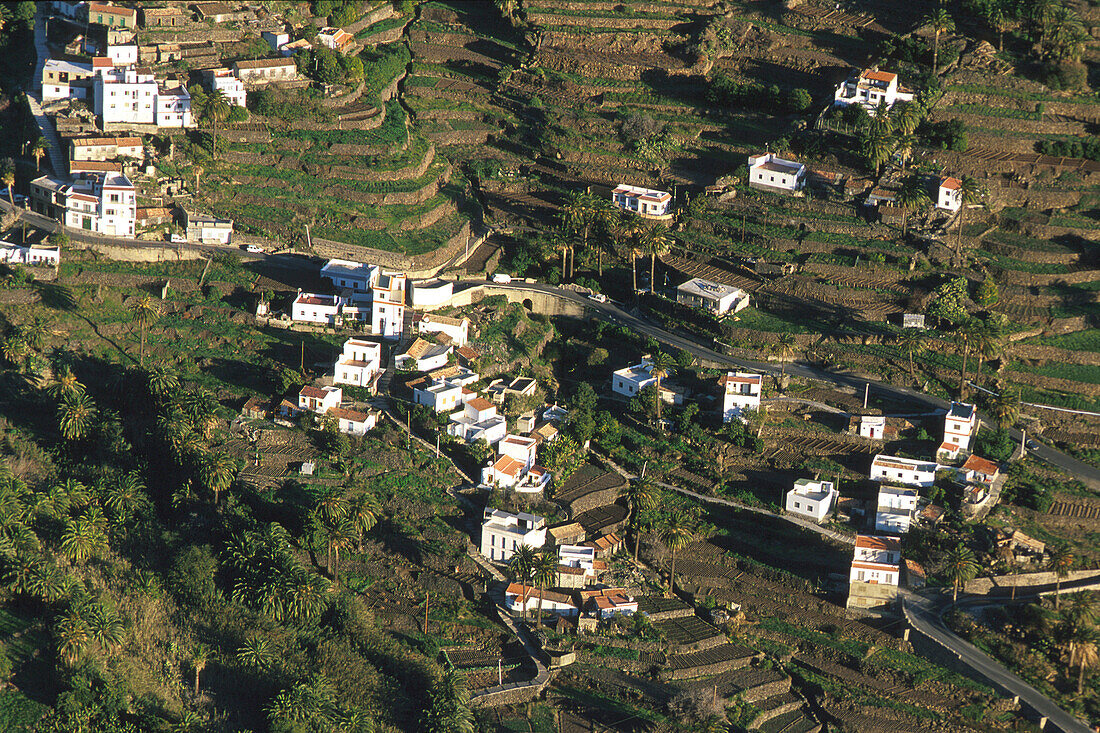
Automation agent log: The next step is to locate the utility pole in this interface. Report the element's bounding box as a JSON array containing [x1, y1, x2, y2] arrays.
[[863, 383, 869, 410], [423, 591, 430, 634], [497, 658, 502, 686], [407, 409, 411, 449], [299, 340, 304, 372], [1020, 429, 1026, 458], [436, 433, 440, 458]]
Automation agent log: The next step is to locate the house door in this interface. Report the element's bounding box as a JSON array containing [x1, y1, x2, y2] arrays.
[[82, 217, 91, 230]]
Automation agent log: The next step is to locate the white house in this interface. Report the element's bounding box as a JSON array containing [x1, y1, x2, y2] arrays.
[[321, 258, 379, 292], [847, 536, 900, 611], [857, 415, 886, 440], [611, 357, 681, 405], [719, 372, 762, 422], [29, 172, 136, 237], [944, 402, 977, 452], [480, 509, 546, 563], [418, 314, 470, 347], [69, 136, 144, 162], [395, 337, 452, 372], [317, 27, 354, 52], [291, 293, 343, 325], [960, 454, 1000, 486], [94, 68, 192, 128], [448, 397, 507, 446], [208, 68, 247, 107], [611, 184, 672, 220], [328, 406, 376, 436], [298, 385, 342, 414], [106, 44, 138, 67], [0, 243, 60, 268], [505, 584, 578, 617], [833, 68, 914, 114], [875, 485, 919, 534], [184, 211, 233, 244], [411, 371, 478, 413], [587, 591, 638, 620], [482, 433, 547, 492], [854, 534, 901, 565], [233, 58, 299, 86], [785, 479, 838, 522], [41, 57, 93, 101], [747, 153, 807, 194], [261, 31, 290, 53], [676, 278, 750, 316], [333, 338, 383, 389], [870, 455, 937, 488], [371, 272, 406, 340], [937, 177, 962, 211]]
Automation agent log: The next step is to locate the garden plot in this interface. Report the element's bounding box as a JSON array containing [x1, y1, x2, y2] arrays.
[[652, 616, 725, 650], [664, 642, 757, 678]]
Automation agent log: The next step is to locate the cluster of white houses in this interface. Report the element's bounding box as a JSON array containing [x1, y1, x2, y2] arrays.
[[291, 260, 408, 340], [845, 402, 1003, 611]]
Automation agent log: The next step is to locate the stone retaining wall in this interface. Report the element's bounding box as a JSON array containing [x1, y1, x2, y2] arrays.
[[963, 569, 1100, 595], [526, 12, 684, 29], [345, 2, 396, 34], [999, 268, 1100, 286], [1012, 342, 1100, 367], [741, 676, 792, 704], [425, 128, 493, 145], [661, 654, 754, 681]]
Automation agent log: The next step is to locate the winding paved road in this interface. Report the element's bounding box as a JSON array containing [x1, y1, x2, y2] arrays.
[[904, 588, 1094, 733]]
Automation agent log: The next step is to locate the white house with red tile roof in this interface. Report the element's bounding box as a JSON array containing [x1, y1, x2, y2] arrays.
[[960, 454, 1000, 486], [748, 153, 807, 194], [328, 406, 376, 436], [482, 434, 548, 492], [298, 385, 342, 413], [720, 371, 762, 422], [448, 397, 507, 446], [588, 592, 638, 619], [505, 583, 579, 617], [612, 184, 672, 220], [395, 337, 452, 372], [847, 534, 901, 610], [317, 27, 354, 52], [854, 534, 901, 565], [938, 177, 962, 211], [333, 338, 383, 390], [292, 292, 343, 325], [833, 68, 914, 114]]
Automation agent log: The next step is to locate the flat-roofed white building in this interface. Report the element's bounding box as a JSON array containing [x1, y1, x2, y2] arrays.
[[0, 242, 60, 268], [676, 278, 750, 315], [42, 57, 93, 101], [29, 172, 136, 237], [785, 478, 838, 522], [875, 485, 919, 534], [372, 272, 406, 340], [943, 401, 977, 452], [333, 338, 383, 390], [448, 397, 507, 446], [719, 371, 762, 422], [748, 152, 807, 194], [480, 509, 546, 563], [321, 258, 379, 292], [184, 211, 233, 244], [611, 184, 672, 220], [870, 454, 936, 488], [207, 67, 247, 107]]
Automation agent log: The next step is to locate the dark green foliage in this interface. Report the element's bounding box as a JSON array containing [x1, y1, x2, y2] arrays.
[[974, 427, 1015, 463], [974, 276, 999, 307], [1000, 462, 1054, 512], [1036, 137, 1100, 161], [918, 118, 968, 151], [249, 87, 335, 123], [360, 43, 412, 97], [926, 276, 969, 324], [705, 74, 814, 115]]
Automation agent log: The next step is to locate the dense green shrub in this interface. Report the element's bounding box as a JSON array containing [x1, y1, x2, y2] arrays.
[[918, 118, 967, 151], [705, 74, 814, 114], [1036, 137, 1100, 161], [361, 43, 412, 97]]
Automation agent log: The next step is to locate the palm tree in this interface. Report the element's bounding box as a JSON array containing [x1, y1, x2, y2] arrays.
[[237, 635, 276, 670], [896, 328, 927, 380], [199, 451, 236, 505], [1, 167, 14, 206], [201, 88, 232, 160], [561, 191, 598, 279], [323, 518, 355, 580], [591, 197, 618, 277], [895, 176, 931, 239], [1064, 590, 1098, 632], [1047, 544, 1076, 609], [58, 392, 97, 441], [348, 495, 378, 547], [0, 335, 27, 369], [649, 351, 673, 421], [509, 544, 537, 621], [105, 472, 148, 521], [971, 319, 1004, 385], [147, 365, 180, 404], [954, 319, 982, 398], [989, 4, 1009, 50], [621, 477, 659, 563], [192, 165, 203, 196], [191, 642, 211, 697], [1071, 627, 1100, 695], [638, 222, 670, 293], [531, 551, 559, 628], [892, 101, 921, 137], [943, 543, 980, 603], [894, 132, 917, 174], [860, 126, 894, 176], [776, 332, 797, 376], [661, 516, 694, 596], [927, 9, 956, 76], [30, 138, 48, 172], [128, 296, 161, 367], [60, 515, 107, 564], [88, 602, 124, 652], [954, 176, 985, 266], [55, 611, 90, 666]]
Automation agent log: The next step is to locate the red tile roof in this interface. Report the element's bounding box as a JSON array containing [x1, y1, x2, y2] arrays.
[[299, 386, 329, 399], [855, 535, 901, 552], [862, 70, 897, 83], [467, 397, 494, 412], [962, 454, 999, 475], [329, 406, 369, 423], [940, 177, 962, 190]]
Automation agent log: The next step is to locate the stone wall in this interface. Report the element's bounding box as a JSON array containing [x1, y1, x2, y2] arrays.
[[964, 569, 1100, 595], [345, 2, 396, 34], [359, 23, 407, 46], [425, 128, 493, 146], [1012, 343, 1100, 367]]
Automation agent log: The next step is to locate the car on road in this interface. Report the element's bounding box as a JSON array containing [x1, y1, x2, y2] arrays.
[[491, 273, 512, 284], [1026, 439, 1039, 451], [169, 233, 186, 243], [587, 293, 607, 303], [244, 244, 263, 253]]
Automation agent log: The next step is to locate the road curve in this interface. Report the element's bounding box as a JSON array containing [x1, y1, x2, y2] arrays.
[[903, 590, 1093, 733]]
